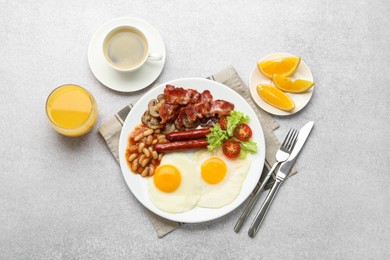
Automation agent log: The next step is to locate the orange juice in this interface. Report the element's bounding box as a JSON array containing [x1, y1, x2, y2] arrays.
[[46, 84, 98, 136]]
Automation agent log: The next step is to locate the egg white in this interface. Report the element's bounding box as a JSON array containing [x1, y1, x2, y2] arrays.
[[148, 153, 201, 213], [195, 149, 251, 208]]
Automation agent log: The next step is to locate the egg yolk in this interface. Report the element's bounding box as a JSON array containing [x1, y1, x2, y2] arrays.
[[153, 165, 181, 193], [201, 157, 227, 184]]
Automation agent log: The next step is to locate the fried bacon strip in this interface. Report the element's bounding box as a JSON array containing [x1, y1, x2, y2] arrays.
[[163, 85, 200, 105], [208, 100, 235, 117], [159, 103, 180, 124], [158, 85, 234, 129]]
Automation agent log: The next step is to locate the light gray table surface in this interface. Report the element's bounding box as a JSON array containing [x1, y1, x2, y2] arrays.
[[1, 1, 389, 259]]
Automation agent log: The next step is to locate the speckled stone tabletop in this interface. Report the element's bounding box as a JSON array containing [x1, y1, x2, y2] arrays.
[[1, 1, 389, 259]]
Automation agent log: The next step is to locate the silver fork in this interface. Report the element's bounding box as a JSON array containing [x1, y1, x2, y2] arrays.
[[234, 128, 298, 232]]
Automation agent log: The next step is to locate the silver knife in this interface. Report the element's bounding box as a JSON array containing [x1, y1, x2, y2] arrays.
[[248, 121, 314, 238]]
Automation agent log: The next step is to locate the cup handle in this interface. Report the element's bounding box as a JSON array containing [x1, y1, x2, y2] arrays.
[[147, 53, 163, 61]]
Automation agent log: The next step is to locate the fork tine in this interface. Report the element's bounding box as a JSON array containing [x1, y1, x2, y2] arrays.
[[281, 129, 293, 148], [284, 129, 295, 149], [287, 129, 298, 151], [286, 128, 295, 151], [291, 130, 299, 150]]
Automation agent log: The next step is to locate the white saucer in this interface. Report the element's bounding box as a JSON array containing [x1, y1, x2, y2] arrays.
[[249, 53, 314, 116], [88, 17, 166, 92]]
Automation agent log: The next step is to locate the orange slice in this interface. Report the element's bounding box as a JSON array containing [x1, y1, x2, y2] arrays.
[[257, 84, 295, 112], [257, 56, 301, 79], [273, 74, 315, 93]]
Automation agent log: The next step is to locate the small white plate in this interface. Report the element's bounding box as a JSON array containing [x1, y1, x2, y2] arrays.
[[249, 53, 314, 116], [88, 17, 166, 92], [118, 78, 266, 223]]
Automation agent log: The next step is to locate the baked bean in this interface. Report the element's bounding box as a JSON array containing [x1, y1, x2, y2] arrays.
[[158, 138, 168, 143], [148, 165, 155, 176], [146, 135, 153, 145], [141, 167, 149, 177], [138, 143, 145, 153], [138, 154, 146, 164], [143, 129, 153, 137], [128, 153, 138, 162], [131, 160, 138, 172], [141, 158, 150, 167], [143, 148, 150, 158], [152, 151, 158, 159], [134, 133, 144, 142]]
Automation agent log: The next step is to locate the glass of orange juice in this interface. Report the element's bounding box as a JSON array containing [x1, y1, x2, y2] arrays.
[[45, 84, 98, 137]]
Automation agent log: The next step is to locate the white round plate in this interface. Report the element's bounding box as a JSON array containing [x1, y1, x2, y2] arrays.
[[249, 53, 314, 116], [118, 78, 266, 223], [88, 17, 166, 92]]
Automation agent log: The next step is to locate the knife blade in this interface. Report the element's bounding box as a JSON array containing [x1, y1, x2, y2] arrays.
[[248, 121, 314, 237], [276, 121, 314, 180]]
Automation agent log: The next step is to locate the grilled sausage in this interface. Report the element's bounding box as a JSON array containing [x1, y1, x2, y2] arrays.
[[154, 139, 208, 152], [166, 128, 211, 141]]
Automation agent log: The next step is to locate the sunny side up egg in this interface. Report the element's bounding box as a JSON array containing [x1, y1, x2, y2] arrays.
[[195, 149, 251, 208], [147, 153, 201, 213]]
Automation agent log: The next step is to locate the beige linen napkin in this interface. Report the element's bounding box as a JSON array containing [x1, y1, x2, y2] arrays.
[[99, 66, 297, 238]]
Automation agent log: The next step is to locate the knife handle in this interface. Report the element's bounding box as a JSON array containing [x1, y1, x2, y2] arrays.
[[234, 162, 278, 232], [248, 178, 283, 238]]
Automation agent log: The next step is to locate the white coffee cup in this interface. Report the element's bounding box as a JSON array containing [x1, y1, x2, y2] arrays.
[[102, 25, 162, 72]]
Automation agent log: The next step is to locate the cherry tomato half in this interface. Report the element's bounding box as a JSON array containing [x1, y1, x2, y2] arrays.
[[222, 139, 241, 159], [219, 116, 228, 130], [233, 123, 252, 142]]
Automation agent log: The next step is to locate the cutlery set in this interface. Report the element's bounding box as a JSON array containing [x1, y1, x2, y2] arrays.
[[235, 121, 314, 237]]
